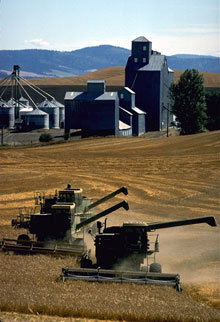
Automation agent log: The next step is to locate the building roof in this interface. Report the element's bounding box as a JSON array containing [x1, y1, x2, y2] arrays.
[[51, 99, 64, 108], [119, 106, 133, 115], [0, 99, 9, 108], [27, 108, 48, 115], [65, 91, 117, 101], [132, 107, 146, 114], [119, 120, 131, 130], [87, 80, 105, 84], [139, 54, 165, 71], [19, 107, 33, 112], [124, 87, 135, 94], [132, 36, 151, 42], [7, 98, 16, 107], [38, 99, 57, 108], [19, 96, 29, 103]]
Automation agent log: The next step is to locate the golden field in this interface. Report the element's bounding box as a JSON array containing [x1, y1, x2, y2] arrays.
[[27, 67, 220, 88], [0, 130, 220, 321]]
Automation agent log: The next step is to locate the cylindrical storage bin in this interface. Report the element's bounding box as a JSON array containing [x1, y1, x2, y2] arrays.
[[8, 106, 15, 129], [38, 99, 60, 129], [0, 106, 15, 129], [19, 97, 29, 106], [25, 109, 49, 129], [51, 99, 65, 128]]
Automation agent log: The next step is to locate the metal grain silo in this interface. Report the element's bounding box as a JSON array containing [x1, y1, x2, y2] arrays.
[[38, 99, 60, 129], [0, 100, 15, 129], [7, 98, 16, 107], [19, 106, 33, 120], [19, 97, 29, 106], [51, 99, 65, 128], [25, 108, 49, 129]]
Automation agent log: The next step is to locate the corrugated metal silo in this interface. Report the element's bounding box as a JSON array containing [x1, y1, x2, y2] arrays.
[[7, 98, 16, 107], [38, 99, 60, 129], [19, 97, 29, 106], [25, 108, 49, 129], [0, 100, 15, 129], [19, 106, 34, 121], [51, 99, 65, 128]]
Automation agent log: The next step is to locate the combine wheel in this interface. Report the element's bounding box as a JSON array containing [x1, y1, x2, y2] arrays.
[[14, 234, 30, 255], [17, 234, 30, 246], [149, 262, 162, 273]]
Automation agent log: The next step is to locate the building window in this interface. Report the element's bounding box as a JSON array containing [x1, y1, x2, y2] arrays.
[[143, 58, 146, 63], [143, 46, 146, 51], [134, 58, 138, 63], [120, 94, 124, 99]]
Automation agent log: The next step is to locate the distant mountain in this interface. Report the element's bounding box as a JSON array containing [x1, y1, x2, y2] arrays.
[[0, 46, 219, 78], [167, 54, 220, 73]]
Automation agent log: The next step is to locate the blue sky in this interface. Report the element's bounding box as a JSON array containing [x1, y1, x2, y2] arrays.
[[0, 0, 219, 56]]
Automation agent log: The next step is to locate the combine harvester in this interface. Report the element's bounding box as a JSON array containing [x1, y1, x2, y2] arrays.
[[1, 185, 128, 257], [61, 211, 217, 291]]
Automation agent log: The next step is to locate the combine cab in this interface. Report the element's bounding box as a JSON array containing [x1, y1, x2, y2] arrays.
[[1, 185, 128, 256]]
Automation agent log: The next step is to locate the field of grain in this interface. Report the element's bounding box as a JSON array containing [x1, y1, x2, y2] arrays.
[[0, 131, 219, 321], [28, 67, 220, 88]]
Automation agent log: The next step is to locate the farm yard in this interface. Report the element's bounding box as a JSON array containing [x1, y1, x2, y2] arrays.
[[0, 130, 219, 321]]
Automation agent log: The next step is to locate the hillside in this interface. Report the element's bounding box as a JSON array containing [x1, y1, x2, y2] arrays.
[[0, 45, 219, 78], [0, 131, 219, 321], [28, 66, 220, 88]]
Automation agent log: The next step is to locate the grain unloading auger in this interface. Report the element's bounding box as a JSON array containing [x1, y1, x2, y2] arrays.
[[61, 215, 217, 291], [1, 185, 128, 256]]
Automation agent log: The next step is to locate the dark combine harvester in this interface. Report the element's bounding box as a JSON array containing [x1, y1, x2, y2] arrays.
[[1, 185, 128, 256], [61, 211, 217, 291]]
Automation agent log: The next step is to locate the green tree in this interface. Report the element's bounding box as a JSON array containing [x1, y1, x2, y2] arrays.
[[170, 69, 207, 135], [205, 90, 220, 131]]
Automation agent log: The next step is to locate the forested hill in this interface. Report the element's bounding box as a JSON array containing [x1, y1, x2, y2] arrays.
[[0, 45, 219, 78]]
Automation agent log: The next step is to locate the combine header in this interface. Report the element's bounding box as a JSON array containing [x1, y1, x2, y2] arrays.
[[1, 185, 128, 256], [61, 215, 217, 291]]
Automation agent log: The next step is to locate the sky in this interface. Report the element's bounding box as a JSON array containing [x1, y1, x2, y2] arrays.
[[0, 0, 219, 56]]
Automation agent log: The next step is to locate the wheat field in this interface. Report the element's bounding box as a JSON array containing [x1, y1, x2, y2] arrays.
[[27, 67, 220, 88], [0, 130, 219, 321]]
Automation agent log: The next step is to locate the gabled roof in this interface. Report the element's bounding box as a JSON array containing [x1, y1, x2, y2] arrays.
[[132, 36, 151, 42], [65, 91, 117, 101]]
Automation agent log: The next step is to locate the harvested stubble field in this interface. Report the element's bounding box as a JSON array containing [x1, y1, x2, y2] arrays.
[[0, 130, 219, 322]]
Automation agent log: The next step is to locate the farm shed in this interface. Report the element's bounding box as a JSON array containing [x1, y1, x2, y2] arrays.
[[65, 80, 120, 136]]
